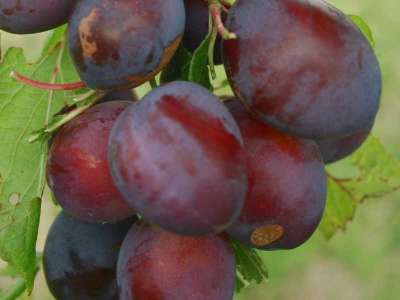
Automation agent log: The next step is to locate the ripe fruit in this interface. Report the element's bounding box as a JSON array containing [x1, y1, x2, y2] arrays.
[[99, 90, 138, 103], [47, 101, 135, 223], [68, 0, 185, 90], [223, 0, 381, 139], [43, 212, 135, 300], [316, 124, 372, 164], [183, 0, 223, 64], [108, 81, 247, 235], [226, 99, 327, 250], [0, 0, 76, 34], [117, 224, 236, 300]]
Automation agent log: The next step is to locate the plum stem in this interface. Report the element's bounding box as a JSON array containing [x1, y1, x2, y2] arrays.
[[208, 26, 218, 79], [28, 91, 105, 143], [209, 2, 236, 40], [45, 103, 93, 134], [10, 71, 86, 91], [73, 90, 97, 102], [46, 92, 106, 133]]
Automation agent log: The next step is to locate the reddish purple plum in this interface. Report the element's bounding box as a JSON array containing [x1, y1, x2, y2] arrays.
[[117, 224, 236, 300], [226, 99, 327, 250], [223, 0, 381, 139], [47, 101, 135, 223], [108, 81, 247, 235]]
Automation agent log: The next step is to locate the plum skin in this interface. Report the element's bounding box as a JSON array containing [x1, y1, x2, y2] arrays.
[[316, 124, 372, 164], [117, 223, 236, 300], [43, 212, 135, 300], [108, 81, 247, 235], [47, 101, 135, 223], [99, 90, 138, 103], [223, 0, 381, 140], [226, 99, 327, 250], [183, 0, 223, 64], [0, 0, 76, 34], [68, 0, 185, 90]]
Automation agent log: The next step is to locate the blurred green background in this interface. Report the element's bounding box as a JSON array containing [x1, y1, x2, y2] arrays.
[[1, 0, 399, 299]]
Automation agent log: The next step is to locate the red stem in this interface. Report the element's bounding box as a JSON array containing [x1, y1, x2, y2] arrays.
[[211, 6, 226, 37], [10, 71, 86, 91], [210, 5, 236, 39]]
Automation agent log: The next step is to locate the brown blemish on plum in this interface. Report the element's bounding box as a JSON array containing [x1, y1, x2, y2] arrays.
[[1, 0, 23, 16], [79, 9, 100, 60], [250, 224, 284, 247], [125, 35, 183, 88]]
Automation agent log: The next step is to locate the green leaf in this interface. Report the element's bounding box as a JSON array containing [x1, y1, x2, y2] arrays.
[[0, 41, 80, 291], [161, 34, 212, 89], [1, 253, 42, 278], [0, 278, 26, 300], [214, 78, 231, 91], [319, 177, 356, 238], [230, 239, 268, 293], [0, 254, 42, 299], [344, 136, 400, 196], [160, 46, 192, 84], [41, 25, 67, 55], [188, 34, 213, 90], [320, 136, 400, 238], [348, 14, 375, 48]]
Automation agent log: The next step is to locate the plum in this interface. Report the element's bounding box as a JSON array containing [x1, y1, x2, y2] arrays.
[[226, 98, 327, 250], [223, 0, 381, 140], [108, 81, 247, 235], [68, 0, 185, 90], [117, 223, 235, 300], [47, 101, 135, 223]]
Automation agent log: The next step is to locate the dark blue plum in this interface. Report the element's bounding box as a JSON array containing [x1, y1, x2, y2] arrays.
[[0, 0, 76, 34], [43, 211, 135, 300], [223, 0, 381, 140], [68, 0, 185, 90], [99, 90, 138, 104]]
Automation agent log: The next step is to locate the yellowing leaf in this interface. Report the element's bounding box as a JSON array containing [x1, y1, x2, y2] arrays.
[[320, 136, 400, 238]]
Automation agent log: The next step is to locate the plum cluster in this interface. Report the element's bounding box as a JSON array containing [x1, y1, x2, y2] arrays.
[[1, 0, 381, 299]]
